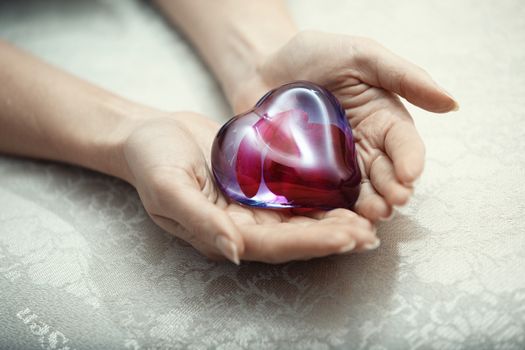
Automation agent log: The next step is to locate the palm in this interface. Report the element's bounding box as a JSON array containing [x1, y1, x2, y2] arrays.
[[182, 117, 378, 263], [331, 80, 417, 220], [237, 79, 417, 221], [233, 32, 457, 221], [124, 114, 377, 264]]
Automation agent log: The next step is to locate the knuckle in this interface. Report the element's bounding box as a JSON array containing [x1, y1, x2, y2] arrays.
[[351, 37, 385, 69]]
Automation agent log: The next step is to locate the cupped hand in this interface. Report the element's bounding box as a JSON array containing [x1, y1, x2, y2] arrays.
[[121, 112, 378, 264], [231, 31, 458, 221]]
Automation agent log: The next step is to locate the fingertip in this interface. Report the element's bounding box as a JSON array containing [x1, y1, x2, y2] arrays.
[[395, 161, 423, 184], [430, 97, 460, 113], [385, 185, 413, 206], [356, 196, 392, 222], [338, 240, 357, 254], [432, 86, 460, 113], [328, 231, 355, 252], [215, 235, 240, 265], [357, 236, 381, 252], [354, 181, 391, 222], [378, 204, 393, 221], [393, 145, 425, 184], [384, 120, 425, 184], [378, 208, 396, 222], [209, 212, 245, 257], [417, 82, 460, 113], [355, 41, 459, 113], [369, 154, 415, 206]]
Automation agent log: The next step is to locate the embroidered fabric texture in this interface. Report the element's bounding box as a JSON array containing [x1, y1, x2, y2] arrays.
[[1, 1, 524, 349]]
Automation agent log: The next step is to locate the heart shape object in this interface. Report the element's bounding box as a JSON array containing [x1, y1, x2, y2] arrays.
[[211, 81, 361, 209]]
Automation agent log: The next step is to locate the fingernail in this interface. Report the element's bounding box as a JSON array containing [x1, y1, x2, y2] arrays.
[[339, 240, 356, 253], [363, 238, 381, 251], [450, 100, 460, 111], [215, 236, 240, 265], [438, 86, 460, 111]]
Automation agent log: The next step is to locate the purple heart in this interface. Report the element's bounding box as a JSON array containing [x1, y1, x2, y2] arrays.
[[212, 81, 361, 209]]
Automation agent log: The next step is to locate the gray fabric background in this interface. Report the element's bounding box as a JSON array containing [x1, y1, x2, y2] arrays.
[[1, 1, 524, 349]]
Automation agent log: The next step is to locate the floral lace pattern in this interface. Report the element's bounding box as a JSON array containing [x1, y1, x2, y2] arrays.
[[1, 0, 524, 349]]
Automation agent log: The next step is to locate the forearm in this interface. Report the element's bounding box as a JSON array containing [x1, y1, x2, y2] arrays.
[[0, 40, 153, 182], [154, 0, 297, 104]]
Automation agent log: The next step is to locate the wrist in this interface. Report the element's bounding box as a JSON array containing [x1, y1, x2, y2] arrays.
[[80, 97, 165, 184], [217, 21, 298, 106], [155, 0, 298, 109]]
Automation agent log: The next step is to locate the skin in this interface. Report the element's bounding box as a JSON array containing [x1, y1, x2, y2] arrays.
[[156, 1, 459, 223], [231, 32, 460, 221], [0, 40, 377, 265], [0, 1, 458, 264]]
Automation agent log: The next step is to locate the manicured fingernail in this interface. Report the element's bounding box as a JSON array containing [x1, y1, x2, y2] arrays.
[[450, 99, 460, 111], [215, 236, 240, 265], [438, 86, 460, 111], [363, 238, 381, 251], [339, 240, 356, 253]]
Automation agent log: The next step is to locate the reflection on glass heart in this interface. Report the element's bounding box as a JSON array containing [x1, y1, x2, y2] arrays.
[[211, 81, 361, 209]]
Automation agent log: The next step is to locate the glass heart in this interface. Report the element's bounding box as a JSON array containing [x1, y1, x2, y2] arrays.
[[211, 81, 361, 209]]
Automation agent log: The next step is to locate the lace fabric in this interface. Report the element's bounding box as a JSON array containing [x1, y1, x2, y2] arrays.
[[1, 1, 524, 349]]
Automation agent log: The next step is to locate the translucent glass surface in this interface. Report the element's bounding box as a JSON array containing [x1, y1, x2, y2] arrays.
[[212, 81, 361, 209]]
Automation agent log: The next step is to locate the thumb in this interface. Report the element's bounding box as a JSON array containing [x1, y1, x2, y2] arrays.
[[352, 37, 459, 113], [165, 171, 244, 265]]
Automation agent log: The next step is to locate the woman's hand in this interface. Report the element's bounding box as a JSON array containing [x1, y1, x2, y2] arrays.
[[121, 112, 379, 264], [0, 39, 378, 265], [230, 31, 459, 222], [155, 2, 458, 221], [0, 38, 378, 265]]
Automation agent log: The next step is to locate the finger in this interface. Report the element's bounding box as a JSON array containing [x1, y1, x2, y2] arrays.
[[304, 208, 374, 230], [370, 154, 413, 206], [353, 38, 459, 112], [240, 220, 377, 264], [159, 171, 245, 265], [384, 120, 426, 184], [149, 214, 224, 260], [354, 179, 393, 221]]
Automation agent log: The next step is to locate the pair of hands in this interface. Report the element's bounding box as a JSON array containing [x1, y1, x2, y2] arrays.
[[122, 31, 457, 264]]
